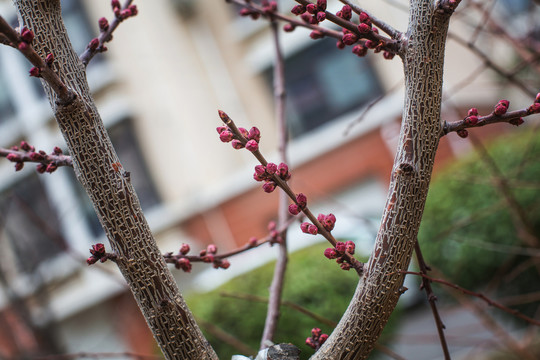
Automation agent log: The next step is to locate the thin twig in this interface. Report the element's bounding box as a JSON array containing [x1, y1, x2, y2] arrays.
[[338, 0, 402, 39], [261, 14, 291, 348], [414, 241, 451, 360], [401, 270, 540, 326]]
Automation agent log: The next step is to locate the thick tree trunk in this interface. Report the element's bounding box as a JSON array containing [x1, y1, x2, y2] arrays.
[[13, 1, 217, 359], [311, 1, 452, 359]]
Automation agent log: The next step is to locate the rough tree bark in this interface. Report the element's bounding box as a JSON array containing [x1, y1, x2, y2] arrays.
[[311, 1, 453, 359], [13, 1, 217, 359]]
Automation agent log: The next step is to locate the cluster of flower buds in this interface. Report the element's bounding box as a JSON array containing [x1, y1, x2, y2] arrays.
[[170, 243, 230, 273], [217, 124, 261, 152], [300, 213, 336, 236], [5, 141, 65, 173], [464, 107, 479, 126], [87, 243, 115, 265], [528, 93, 540, 115], [305, 328, 329, 350], [18, 26, 34, 52], [288, 193, 307, 215], [324, 240, 356, 270], [112, 0, 138, 20], [252, 162, 291, 193], [291, 0, 327, 27]]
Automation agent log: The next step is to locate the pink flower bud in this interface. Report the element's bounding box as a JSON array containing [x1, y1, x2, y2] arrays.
[[199, 249, 207, 257], [266, 162, 277, 175], [99, 17, 109, 31], [6, 153, 20, 162], [324, 247, 337, 259], [238, 127, 249, 138], [207, 244, 217, 254], [29, 152, 44, 161], [300, 13, 312, 23], [324, 213, 336, 231], [45, 53, 55, 65], [29, 67, 41, 77], [307, 224, 318, 235], [498, 99, 509, 108], [46, 163, 58, 173], [128, 4, 138, 16], [283, 23, 296, 32], [53, 146, 62, 155], [175, 258, 192, 272], [248, 127, 261, 142], [36, 164, 47, 173], [20, 141, 31, 151], [468, 108, 478, 116], [493, 104, 507, 116], [262, 181, 276, 193], [111, 0, 121, 10], [311, 328, 322, 338], [248, 237, 258, 247], [317, 0, 327, 10], [15, 162, 24, 171], [310, 30, 324, 40], [300, 222, 311, 233], [336, 40, 345, 49], [509, 117, 524, 126], [383, 51, 395, 60], [319, 334, 328, 344], [246, 140, 259, 152], [457, 129, 468, 138], [465, 115, 478, 126], [216, 126, 227, 134], [306, 337, 316, 349], [92, 243, 106, 256], [528, 103, 540, 114], [255, 165, 266, 175], [365, 40, 377, 49], [288, 204, 300, 215], [359, 12, 370, 23], [357, 23, 371, 33], [536, 93, 540, 103], [87, 256, 98, 265], [219, 130, 234, 143], [306, 3, 317, 14], [345, 240, 355, 255], [88, 38, 100, 51], [291, 5, 305, 15], [203, 254, 214, 263], [335, 241, 346, 254], [278, 162, 289, 178], [218, 110, 230, 122], [180, 243, 190, 255], [338, 5, 352, 20], [219, 259, 231, 269], [239, 8, 251, 17], [21, 27, 34, 43], [18, 42, 28, 51], [352, 45, 368, 57], [340, 262, 351, 271], [342, 33, 358, 46], [316, 11, 326, 22], [231, 139, 244, 149], [296, 193, 307, 207]]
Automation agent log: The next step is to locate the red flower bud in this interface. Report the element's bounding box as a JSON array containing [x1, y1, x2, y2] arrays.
[[291, 5, 305, 15], [528, 103, 540, 114], [342, 33, 358, 46], [288, 204, 300, 215], [300, 13, 312, 23], [311, 328, 322, 338], [465, 115, 478, 126], [18, 42, 28, 51], [216, 126, 227, 134], [319, 334, 328, 344], [338, 5, 352, 20], [316, 11, 326, 22], [15, 162, 24, 171], [509, 117, 524, 126], [111, 0, 121, 10], [238, 127, 249, 138], [175, 258, 192, 272], [36, 164, 47, 173], [99, 17, 109, 31], [306, 337, 316, 349], [335, 241, 346, 254], [352, 45, 368, 57], [468, 108, 478, 116], [296, 193, 307, 207], [498, 99, 509, 108], [45, 53, 55, 65], [180, 243, 190, 255], [266, 162, 277, 175], [345, 240, 355, 255], [365, 40, 377, 49], [359, 12, 370, 23], [357, 23, 371, 33], [324, 248, 337, 259], [317, 0, 327, 11], [219, 131, 233, 143], [310, 30, 324, 40], [219, 259, 231, 269], [336, 40, 345, 49], [6, 153, 20, 162], [203, 254, 214, 263], [307, 224, 318, 235], [21, 27, 34, 43], [20, 141, 31, 151], [29, 152, 44, 161], [87, 256, 98, 265], [536, 93, 540, 103], [29, 67, 41, 77], [88, 38, 100, 51], [262, 181, 276, 193], [493, 104, 507, 116], [128, 5, 138, 16], [231, 139, 244, 149], [306, 3, 316, 14], [207, 244, 217, 254], [340, 262, 351, 271], [457, 129, 469, 138], [248, 127, 261, 142], [46, 163, 58, 173], [278, 162, 289, 178], [246, 140, 259, 152], [248, 237, 258, 247], [383, 51, 395, 60], [283, 23, 296, 32]]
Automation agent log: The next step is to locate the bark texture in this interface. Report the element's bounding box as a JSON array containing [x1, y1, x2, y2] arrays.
[[311, 1, 452, 359], [13, 1, 217, 359]]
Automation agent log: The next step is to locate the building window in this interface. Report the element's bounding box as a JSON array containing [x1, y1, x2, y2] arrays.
[[265, 39, 383, 138], [0, 174, 66, 274]]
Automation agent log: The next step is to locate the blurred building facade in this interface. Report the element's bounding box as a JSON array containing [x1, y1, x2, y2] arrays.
[[0, 0, 536, 357]]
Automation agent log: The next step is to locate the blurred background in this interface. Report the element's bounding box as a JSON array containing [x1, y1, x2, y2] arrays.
[[0, 0, 538, 359]]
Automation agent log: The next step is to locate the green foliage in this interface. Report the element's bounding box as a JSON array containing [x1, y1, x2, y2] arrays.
[[186, 244, 381, 359], [419, 130, 540, 316]]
